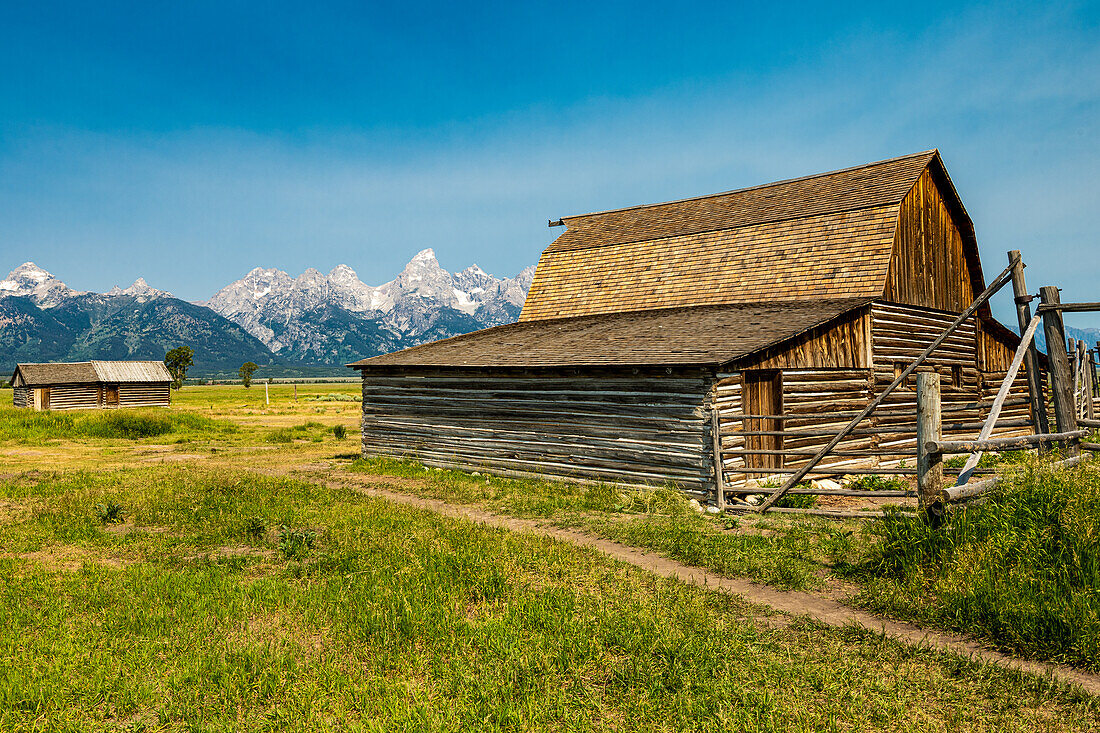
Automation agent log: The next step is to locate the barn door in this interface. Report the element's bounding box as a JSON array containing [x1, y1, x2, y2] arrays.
[[742, 370, 783, 476], [35, 388, 50, 410], [105, 384, 119, 407]]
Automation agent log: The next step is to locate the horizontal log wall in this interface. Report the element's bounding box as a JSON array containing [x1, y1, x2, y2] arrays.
[[359, 367, 716, 498], [12, 387, 30, 408], [46, 384, 100, 410], [118, 383, 171, 407], [871, 301, 1032, 447]]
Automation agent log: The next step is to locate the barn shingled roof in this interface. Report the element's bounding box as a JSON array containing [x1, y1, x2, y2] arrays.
[[349, 151, 985, 371], [349, 299, 870, 369], [13, 361, 172, 386], [519, 150, 974, 322]]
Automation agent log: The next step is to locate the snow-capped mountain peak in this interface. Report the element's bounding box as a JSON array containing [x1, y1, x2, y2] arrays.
[[0, 262, 81, 307], [204, 250, 535, 357], [106, 277, 172, 301]]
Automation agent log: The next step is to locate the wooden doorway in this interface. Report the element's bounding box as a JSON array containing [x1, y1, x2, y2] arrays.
[[35, 387, 51, 410], [742, 370, 783, 476], [105, 384, 119, 407]]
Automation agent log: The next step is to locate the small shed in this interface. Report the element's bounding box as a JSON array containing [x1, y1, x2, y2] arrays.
[[11, 361, 173, 410], [349, 151, 1039, 502]]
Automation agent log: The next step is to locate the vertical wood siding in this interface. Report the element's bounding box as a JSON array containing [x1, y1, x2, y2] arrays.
[[885, 169, 980, 312], [359, 368, 717, 498], [736, 307, 872, 370]]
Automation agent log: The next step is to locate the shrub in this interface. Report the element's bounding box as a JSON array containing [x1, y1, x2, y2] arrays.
[[333, 425, 347, 440], [845, 475, 909, 492]]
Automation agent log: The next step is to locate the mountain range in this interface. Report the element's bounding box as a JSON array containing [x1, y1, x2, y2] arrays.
[[3, 255, 1095, 376], [0, 252, 534, 374]]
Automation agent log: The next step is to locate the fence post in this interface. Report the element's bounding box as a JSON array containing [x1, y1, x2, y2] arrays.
[[1083, 342, 1096, 421], [917, 372, 943, 512], [1040, 286, 1079, 454], [1008, 251, 1049, 437]]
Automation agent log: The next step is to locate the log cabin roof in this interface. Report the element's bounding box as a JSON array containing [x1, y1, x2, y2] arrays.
[[349, 298, 870, 369], [12, 360, 172, 387], [521, 150, 979, 322]]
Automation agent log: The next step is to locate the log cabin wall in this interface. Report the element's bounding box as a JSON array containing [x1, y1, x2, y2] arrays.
[[884, 168, 983, 312], [359, 366, 718, 498], [118, 383, 171, 407], [12, 386, 30, 408], [713, 302, 1034, 495], [44, 384, 101, 410]]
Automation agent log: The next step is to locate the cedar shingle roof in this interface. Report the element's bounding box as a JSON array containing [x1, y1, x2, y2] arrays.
[[521, 151, 955, 322], [548, 151, 937, 253], [13, 361, 172, 386], [349, 299, 869, 369]]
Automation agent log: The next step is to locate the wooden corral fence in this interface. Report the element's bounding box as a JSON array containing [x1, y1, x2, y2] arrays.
[[917, 285, 1100, 513], [734, 250, 1098, 517]]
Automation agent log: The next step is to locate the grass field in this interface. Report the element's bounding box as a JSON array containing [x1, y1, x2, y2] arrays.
[[1, 383, 1099, 729]]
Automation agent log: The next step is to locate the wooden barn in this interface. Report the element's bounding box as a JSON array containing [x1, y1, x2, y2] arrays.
[[11, 361, 173, 410], [349, 151, 1036, 502]]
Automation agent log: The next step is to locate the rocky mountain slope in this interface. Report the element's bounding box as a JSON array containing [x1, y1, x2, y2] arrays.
[[0, 263, 271, 371]]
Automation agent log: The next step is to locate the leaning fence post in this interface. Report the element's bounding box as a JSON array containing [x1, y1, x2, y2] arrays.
[[916, 372, 943, 512], [1084, 343, 1096, 421], [1008, 251, 1049, 436], [1040, 286, 1079, 454]]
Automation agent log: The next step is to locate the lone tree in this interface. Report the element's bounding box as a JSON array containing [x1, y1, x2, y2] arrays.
[[164, 346, 194, 390], [238, 361, 259, 388]]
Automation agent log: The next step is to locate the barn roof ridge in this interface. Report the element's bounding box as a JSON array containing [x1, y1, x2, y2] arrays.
[[558, 149, 939, 224]]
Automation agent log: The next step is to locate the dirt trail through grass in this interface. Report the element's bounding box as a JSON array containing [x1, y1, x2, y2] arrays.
[[300, 469, 1100, 697]]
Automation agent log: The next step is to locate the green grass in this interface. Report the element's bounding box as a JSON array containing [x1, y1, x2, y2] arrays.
[[346, 454, 1100, 672], [0, 405, 237, 444], [1, 467, 1097, 730], [348, 458, 862, 591], [264, 421, 330, 444], [850, 456, 1100, 670]]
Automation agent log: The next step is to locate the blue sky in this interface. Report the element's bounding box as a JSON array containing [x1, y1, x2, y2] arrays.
[[0, 1, 1097, 327]]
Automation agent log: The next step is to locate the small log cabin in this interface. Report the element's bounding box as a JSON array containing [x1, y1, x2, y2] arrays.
[[350, 151, 1036, 501], [11, 361, 173, 410]]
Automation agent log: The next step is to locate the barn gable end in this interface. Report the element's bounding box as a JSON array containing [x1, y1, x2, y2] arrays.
[[884, 164, 986, 313]]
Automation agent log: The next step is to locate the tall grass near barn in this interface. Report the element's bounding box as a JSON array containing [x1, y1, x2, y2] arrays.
[[854, 456, 1100, 670], [0, 405, 235, 443]]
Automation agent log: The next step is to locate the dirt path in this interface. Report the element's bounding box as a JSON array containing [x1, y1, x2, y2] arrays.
[[297, 469, 1100, 697]]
